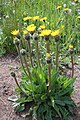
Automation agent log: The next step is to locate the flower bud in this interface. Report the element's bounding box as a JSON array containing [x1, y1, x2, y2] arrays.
[[13, 38, 20, 46], [46, 53, 51, 64], [33, 33, 38, 40], [20, 49, 26, 56], [45, 36, 50, 41], [54, 35, 60, 42], [11, 72, 16, 77], [25, 33, 31, 41], [16, 34, 21, 39], [69, 44, 74, 54]]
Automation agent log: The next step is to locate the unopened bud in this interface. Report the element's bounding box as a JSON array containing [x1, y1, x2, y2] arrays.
[[25, 33, 31, 41], [20, 49, 26, 55], [11, 72, 16, 77], [13, 38, 20, 46]]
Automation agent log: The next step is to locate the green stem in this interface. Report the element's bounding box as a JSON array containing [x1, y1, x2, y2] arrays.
[[56, 42, 58, 71], [71, 55, 74, 78], [28, 41, 33, 67], [16, 46, 29, 78], [12, 73, 27, 96], [46, 41, 50, 53], [48, 63, 51, 92], [35, 40, 41, 67], [23, 56, 32, 83]]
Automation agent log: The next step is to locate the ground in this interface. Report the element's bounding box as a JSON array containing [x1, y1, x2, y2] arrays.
[[0, 55, 80, 120]]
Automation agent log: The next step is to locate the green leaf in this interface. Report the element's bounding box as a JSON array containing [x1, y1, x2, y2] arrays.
[[8, 95, 18, 102], [54, 104, 62, 118], [15, 104, 25, 112], [55, 100, 65, 106], [63, 78, 75, 89], [51, 97, 54, 107], [41, 94, 47, 100]]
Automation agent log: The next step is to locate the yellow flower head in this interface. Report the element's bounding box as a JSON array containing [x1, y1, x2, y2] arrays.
[[27, 24, 36, 32], [57, 5, 62, 9], [40, 29, 51, 36], [77, 16, 80, 19], [69, 44, 73, 49], [23, 30, 28, 35], [39, 25, 45, 29], [64, 8, 69, 11], [33, 16, 39, 21], [28, 24, 35, 27], [40, 17, 47, 22], [46, 53, 50, 58], [11, 29, 19, 36], [23, 16, 32, 21], [51, 29, 60, 36]]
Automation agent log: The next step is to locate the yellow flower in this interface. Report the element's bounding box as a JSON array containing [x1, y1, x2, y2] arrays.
[[27, 24, 36, 32], [77, 16, 80, 19], [46, 53, 50, 58], [28, 24, 35, 27], [40, 29, 51, 36], [40, 17, 47, 22], [11, 29, 19, 36], [39, 25, 45, 29], [69, 44, 73, 49], [23, 16, 32, 21], [33, 16, 39, 21], [57, 5, 62, 9], [51, 29, 60, 36], [64, 8, 69, 11], [23, 30, 28, 35]]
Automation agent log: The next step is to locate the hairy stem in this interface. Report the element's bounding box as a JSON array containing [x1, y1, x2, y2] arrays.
[[71, 55, 74, 78], [12, 73, 27, 96], [28, 41, 33, 67], [46, 41, 50, 53], [56, 42, 58, 71], [48, 63, 51, 92], [35, 40, 41, 67]]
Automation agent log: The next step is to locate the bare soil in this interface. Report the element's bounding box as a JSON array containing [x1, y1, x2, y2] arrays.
[[0, 55, 80, 120]]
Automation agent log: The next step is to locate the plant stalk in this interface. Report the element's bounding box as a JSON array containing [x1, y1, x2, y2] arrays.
[[23, 56, 32, 83], [11, 73, 27, 96], [35, 40, 41, 67], [16, 46, 29, 78], [71, 55, 74, 78], [46, 41, 50, 53], [48, 63, 51, 92], [56, 42, 58, 71], [28, 40, 33, 67]]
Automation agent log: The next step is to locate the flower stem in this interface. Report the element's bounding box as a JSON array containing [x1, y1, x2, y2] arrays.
[[35, 40, 41, 67], [16, 46, 29, 78], [56, 42, 58, 71], [71, 55, 74, 78], [48, 63, 51, 92], [46, 41, 50, 53], [23, 56, 32, 83], [11, 72, 27, 96], [28, 40, 33, 67]]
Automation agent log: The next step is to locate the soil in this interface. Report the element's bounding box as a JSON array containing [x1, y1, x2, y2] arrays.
[[0, 54, 80, 120]]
